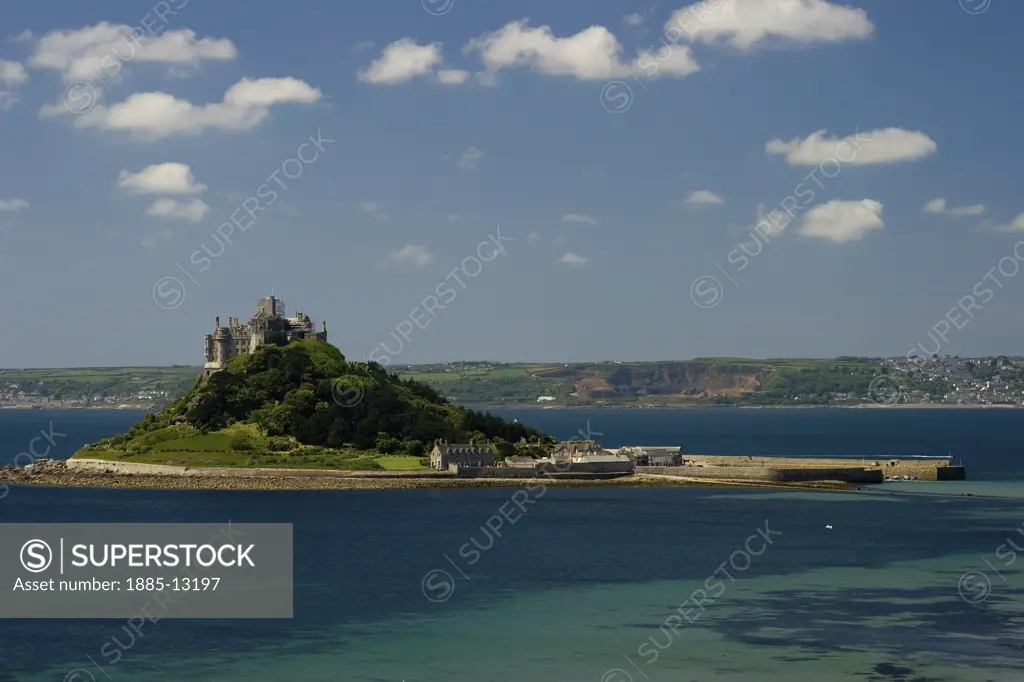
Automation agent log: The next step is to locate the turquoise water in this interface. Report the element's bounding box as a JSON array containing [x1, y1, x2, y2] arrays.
[[2, 408, 1024, 681]]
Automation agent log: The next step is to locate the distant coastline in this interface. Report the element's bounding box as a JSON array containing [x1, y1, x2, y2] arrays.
[[5, 356, 1023, 410], [2, 402, 1019, 412], [463, 403, 1021, 410], [0, 405, 154, 410]]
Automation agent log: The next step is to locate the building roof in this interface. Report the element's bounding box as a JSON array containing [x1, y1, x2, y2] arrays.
[[505, 456, 536, 464], [434, 443, 493, 455], [554, 439, 600, 451], [576, 454, 632, 463]]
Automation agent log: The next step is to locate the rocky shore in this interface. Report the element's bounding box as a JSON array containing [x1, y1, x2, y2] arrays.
[[0, 459, 848, 492]]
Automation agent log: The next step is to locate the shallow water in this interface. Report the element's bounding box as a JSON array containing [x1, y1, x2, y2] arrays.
[[1, 408, 1022, 681]]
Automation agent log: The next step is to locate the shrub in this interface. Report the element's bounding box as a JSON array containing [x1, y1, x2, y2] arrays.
[[376, 436, 404, 454], [229, 434, 254, 451]]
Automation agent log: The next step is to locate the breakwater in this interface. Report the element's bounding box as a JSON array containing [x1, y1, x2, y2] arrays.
[[682, 455, 964, 481], [639, 465, 882, 484]]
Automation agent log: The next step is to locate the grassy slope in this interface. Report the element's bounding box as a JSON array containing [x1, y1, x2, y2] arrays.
[[68, 341, 547, 470], [75, 423, 400, 470]]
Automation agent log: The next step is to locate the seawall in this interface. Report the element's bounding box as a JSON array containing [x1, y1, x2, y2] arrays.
[[639, 465, 883, 484], [64, 458, 456, 479], [683, 455, 964, 481]]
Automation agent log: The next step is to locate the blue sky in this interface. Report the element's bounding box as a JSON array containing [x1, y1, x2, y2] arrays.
[[1, 0, 1022, 367]]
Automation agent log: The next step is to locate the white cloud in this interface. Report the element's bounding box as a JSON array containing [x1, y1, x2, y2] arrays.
[[0, 60, 28, 86], [922, 197, 986, 216], [624, 13, 645, 26], [140, 236, 159, 249], [0, 92, 20, 111], [448, 213, 479, 223], [146, 197, 210, 223], [686, 189, 724, 205], [379, 244, 434, 270], [798, 199, 883, 243], [0, 199, 29, 211], [457, 146, 485, 169], [464, 20, 699, 81], [52, 77, 321, 139], [352, 41, 376, 52], [562, 213, 597, 224], [437, 68, 470, 85], [0, 60, 28, 110], [991, 214, 1024, 233], [558, 251, 588, 267], [361, 201, 390, 221], [27, 23, 236, 83], [527, 232, 541, 245], [117, 163, 207, 195], [359, 39, 454, 85], [665, 0, 874, 50], [766, 128, 935, 166]]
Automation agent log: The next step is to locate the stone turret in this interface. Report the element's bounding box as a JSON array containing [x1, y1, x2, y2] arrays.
[[203, 294, 330, 375]]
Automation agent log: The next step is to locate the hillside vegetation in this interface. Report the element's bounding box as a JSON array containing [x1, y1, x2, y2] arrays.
[[17, 355, 1023, 409], [74, 341, 549, 469], [390, 358, 889, 405]]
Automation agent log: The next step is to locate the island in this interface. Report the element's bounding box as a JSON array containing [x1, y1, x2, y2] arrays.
[[1, 343, 966, 491], [0, 295, 966, 492]]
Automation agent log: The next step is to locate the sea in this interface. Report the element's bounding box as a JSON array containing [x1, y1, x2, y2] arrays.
[[1, 407, 1023, 681]]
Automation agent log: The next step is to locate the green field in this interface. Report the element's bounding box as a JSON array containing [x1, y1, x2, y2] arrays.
[[9, 356, 1013, 408], [0, 366, 199, 402], [376, 455, 430, 471], [74, 423, 395, 470]]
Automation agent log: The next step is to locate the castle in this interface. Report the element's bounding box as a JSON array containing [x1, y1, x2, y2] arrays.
[[203, 295, 327, 375]]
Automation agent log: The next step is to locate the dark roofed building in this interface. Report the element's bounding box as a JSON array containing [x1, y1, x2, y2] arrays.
[[430, 442, 495, 470], [553, 440, 601, 457], [629, 446, 683, 467]]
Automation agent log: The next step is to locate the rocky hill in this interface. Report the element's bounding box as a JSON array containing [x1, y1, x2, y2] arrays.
[[73, 341, 549, 470]]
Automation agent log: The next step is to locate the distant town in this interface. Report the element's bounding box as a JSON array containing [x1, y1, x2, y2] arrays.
[[3, 354, 1024, 410]]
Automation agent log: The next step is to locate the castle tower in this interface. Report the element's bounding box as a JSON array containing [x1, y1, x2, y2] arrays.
[[204, 295, 330, 374]]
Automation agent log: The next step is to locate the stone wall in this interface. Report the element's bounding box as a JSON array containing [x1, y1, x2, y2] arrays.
[[638, 465, 882, 483], [684, 455, 961, 482], [451, 465, 630, 479], [937, 466, 966, 480], [880, 463, 964, 481], [64, 458, 455, 479]]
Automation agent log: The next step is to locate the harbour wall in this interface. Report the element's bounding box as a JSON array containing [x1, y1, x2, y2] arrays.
[[639, 465, 883, 484], [683, 455, 964, 481]]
